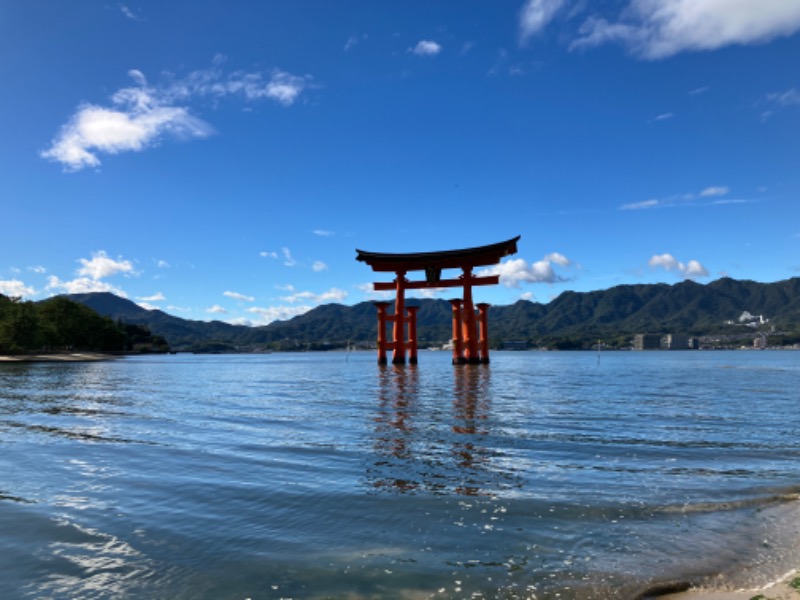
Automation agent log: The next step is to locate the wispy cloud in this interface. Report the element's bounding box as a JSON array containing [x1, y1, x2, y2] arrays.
[[620, 198, 660, 210], [119, 4, 142, 21], [282, 247, 297, 267], [762, 88, 800, 120], [247, 305, 313, 325], [688, 86, 709, 96], [224, 291, 255, 302], [312, 261, 328, 272], [42, 62, 313, 171], [313, 229, 334, 237], [260, 251, 278, 259], [620, 186, 733, 210], [519, 0, 569, 42], [280, 287, 347, 304], [207, 305, 227, 314], [410, 40, 442, 56], [700, 186, 730, 197], [344, 34, 367, 52], [137, 292, 165, 302], [767, 88, 800, 107], [653, 112, 674, 121], [522, 0, 800, 59], [648, 253, 709, 280]]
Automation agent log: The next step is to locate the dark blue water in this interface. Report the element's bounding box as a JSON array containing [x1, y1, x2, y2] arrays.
[[1, 351, 799, 599]]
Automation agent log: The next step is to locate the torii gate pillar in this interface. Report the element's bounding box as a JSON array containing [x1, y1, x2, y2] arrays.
[[356, 236, 520, 365]]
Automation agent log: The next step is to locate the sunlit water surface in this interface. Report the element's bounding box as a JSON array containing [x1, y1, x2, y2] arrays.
[[1, 351, 799, 599]]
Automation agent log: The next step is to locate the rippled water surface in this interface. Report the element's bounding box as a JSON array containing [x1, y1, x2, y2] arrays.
[[1, 351, 799, 599]]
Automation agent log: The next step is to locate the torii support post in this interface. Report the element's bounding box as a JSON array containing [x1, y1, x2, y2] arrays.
[[356, 236, 520, 366], [374, 302, 390, 365], [477, 303, 490, 364], [407, 306, 419, 365], [449, 299, 465, 365], [392, 272, 407, 364]]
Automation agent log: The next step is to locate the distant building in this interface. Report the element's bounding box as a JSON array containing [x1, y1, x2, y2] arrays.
[[665, 334, 690, 350], [634, 334, 662, 350]]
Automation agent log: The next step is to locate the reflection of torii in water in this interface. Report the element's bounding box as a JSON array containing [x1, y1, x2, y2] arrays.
[[356, 236, 520, 365]]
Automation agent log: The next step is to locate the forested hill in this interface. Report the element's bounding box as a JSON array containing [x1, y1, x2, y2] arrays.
[[64, 277, 800, 351]]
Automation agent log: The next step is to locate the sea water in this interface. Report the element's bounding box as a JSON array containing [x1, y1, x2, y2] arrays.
[[1, 350, 799, 599]]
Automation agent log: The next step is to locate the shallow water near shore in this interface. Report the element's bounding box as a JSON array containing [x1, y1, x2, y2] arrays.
[[1, 350, 799, 599]]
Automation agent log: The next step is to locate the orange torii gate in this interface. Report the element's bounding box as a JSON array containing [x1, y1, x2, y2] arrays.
[[356, 236, 520, 365]]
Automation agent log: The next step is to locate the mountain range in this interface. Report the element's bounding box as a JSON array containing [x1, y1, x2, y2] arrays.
[[64, 277, 800, 351]]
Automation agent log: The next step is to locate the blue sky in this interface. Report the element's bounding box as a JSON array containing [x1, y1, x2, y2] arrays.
[[2, 1, 799, 325]]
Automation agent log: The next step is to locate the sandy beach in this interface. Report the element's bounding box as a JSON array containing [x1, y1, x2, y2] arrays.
[[654, 572, 800, 600], [0, 352, 118, 362]]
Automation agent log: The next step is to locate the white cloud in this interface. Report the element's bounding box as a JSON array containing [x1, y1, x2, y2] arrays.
[[262, 70, 312, 106], [77, 250, 135, 280], [411, 40, 442, 56], [700, 186, 729, 197], [155, 259, 170, 268], [478, 254, 572, 287], [571, 0, 800, 59], [313, 229, 334, 237], [46, 275, 127, 297], [0, 279, 35, 298], [520, 291, 535, 301], [137, 292, 165, 302], [224, 290, 255, 302], [520, 0, 569, 42], [280, 287, 347, 304], [312, 261, 328, 272], [648, 253, 709, 279], [654, 112, 674, 121], [689, 86, 710, 95], [544, 252, 571, 267], [136, 302, 160, 311], [207, 304, 227, 314], [41, 71, 214, 171], [29, 266, 46, 274], [260, 251, 278, 259]]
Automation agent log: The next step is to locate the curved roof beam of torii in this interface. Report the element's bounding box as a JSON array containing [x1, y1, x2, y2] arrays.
[[355, 235, 520, 273]]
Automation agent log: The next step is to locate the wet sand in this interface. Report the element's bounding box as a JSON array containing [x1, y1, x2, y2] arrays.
[[0, 352, 118, 362]]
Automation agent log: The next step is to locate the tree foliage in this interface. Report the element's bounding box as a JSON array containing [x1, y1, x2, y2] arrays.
[[0, 294, 167, 355]]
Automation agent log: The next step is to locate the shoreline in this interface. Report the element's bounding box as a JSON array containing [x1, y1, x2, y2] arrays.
[[0, 352, 119, 363], [655, 572, 800, 600]]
